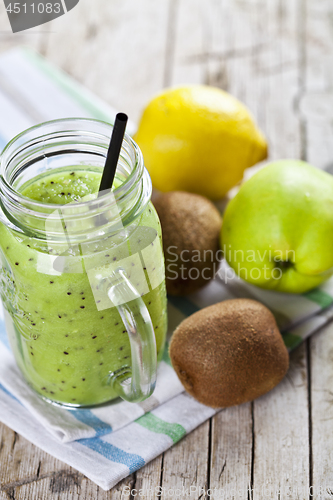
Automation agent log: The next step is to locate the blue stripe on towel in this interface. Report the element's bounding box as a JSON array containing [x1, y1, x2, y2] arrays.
[[168, 296, 200, 317], [0, 320, 10, 352], [0, 128, 8, 152], [69, 409, 112, 437], [0, 383, 20, 403], [78, 437, 145, 472], [0, 136, 6, 152]]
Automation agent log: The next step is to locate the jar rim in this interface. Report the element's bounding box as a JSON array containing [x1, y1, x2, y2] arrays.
[[0, 117, 142, 211], [0, 117, 152, 241]]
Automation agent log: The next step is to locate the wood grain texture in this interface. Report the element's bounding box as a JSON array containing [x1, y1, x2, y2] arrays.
[[131, 456, 163, 500], [14, 474, 135, 500], [209, 404, 253, 498], [304, 1, 333, 499], [246, 1, 311, 498], [253, 345, 310, 500], [0, 0, 171, 124], [301, 0, 333, 170], [160, 421, 210, 499], [310, 324, 333, 500], [171, 0, 302, 159], [0, 424, 135, 499], [43, 0, 171, 124]]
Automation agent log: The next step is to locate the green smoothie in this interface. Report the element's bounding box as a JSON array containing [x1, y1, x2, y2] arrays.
[[0, 168, 167, 406]]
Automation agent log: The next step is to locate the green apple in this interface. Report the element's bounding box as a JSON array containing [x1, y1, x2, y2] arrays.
[[221, 160, 333, 293]]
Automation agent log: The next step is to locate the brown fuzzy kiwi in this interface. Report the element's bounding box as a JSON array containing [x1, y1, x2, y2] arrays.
[[169, 298, 289, 408], [153, 191, 222, 295]]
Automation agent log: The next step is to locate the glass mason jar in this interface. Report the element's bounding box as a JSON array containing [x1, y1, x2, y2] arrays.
[[0, 118, 167, 408]]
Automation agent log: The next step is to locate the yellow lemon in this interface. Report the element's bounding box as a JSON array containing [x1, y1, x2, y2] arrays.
[[134, 85, 268, 200]]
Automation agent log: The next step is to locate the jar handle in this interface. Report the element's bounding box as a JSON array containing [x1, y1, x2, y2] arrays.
[[107, 268, 157, 403]]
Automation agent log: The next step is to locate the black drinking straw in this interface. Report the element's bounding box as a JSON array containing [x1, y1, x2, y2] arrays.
[[98, 113, 128, 195]]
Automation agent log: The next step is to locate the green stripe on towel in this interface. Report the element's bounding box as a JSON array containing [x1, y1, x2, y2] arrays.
[[23, 48, 115, 123], [162, 342, 172, 366], [282, 332, 303, 350], [168, 296, 200, 317], [136, 413, 186, 444], [303, 289, 333, 309]]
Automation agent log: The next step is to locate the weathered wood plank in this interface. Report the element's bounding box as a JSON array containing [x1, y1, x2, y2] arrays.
[[172, 0, 301, 160], [209, 404, 253, 498], [0, 0, 171, 124], [310, 323, 333, 500], [253, 344, 310, 499], [247, 0, 311, 494], [0, 419, 137, 499], [42, 0, 171, 124], [160, 421, 210, 500], [0, 422, 86, 500], [14, 473, 135, 500], [133, 456, 163, 499], [0, 423, 43, 491], [304, 1, 333, 498], [301, 0, 333, 170]]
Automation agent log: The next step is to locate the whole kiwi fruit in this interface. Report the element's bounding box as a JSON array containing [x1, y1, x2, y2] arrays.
[[153, 191, 222, 295], [169, 298, 289, 408]]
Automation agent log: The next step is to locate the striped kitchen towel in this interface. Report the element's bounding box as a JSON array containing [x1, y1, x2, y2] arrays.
[[0, 47, 333, 490]]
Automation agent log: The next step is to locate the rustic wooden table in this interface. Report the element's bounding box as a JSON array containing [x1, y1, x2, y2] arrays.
[[0, 0, 333, 498]]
